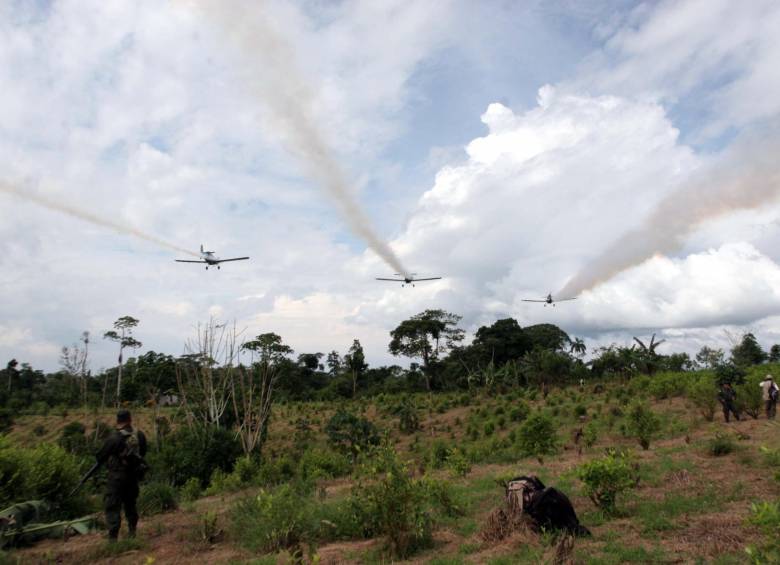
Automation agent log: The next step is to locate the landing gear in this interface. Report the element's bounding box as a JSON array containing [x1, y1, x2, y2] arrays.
[[217, 265, 221, 270], [205, 266, 209, 270]]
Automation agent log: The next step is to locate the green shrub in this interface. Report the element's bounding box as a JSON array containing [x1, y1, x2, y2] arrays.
[[180, 477, 202, 502], [138, 482, 178, 516], [0, 438, 88, 518], [707, 432, 735, 457], [58, 421, 91, 456], [582, 421, 598, 448], [573, 404, 587, 418], [736, 373, 763, 419], [687, 374, 718, 421], [149, 425, 242, 488], [428, 441, 450, 470], [298, 447, 351, 481], [626, 402, 661, 450], [577, 450, 637, 514], [398, 399, 421, 434], [516, 413, 558, 463], [446, 448, 471, 478], [350, 445, 435, 558], [483, 421, 495, 437], [230, 483, 319, 555], [325, 409, 380, 460], [33, 424, 46, 437], [0, 409, 14, 433], [746, 501, 780, 563], [509, 402, 530, 422]]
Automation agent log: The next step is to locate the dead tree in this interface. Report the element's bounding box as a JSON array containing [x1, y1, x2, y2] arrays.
[[176, 319, 241, 429]]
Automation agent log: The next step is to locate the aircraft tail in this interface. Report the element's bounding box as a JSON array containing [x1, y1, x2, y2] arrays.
[[200, 244, 204, 253]]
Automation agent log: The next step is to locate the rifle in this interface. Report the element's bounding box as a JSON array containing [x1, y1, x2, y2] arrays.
[[68, 461, 101, 498]]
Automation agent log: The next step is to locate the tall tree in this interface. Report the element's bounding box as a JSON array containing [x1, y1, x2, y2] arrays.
[[344, 339, 368, 398], [695, 346, 725, 369], [570, 338, 587, 358], [233, 332, 293, 455], [103, 316, 142, 407], [471, 318, 531, 366], [326, 350, 343, 376], [389, 309, 464, 391], [633, 334, 666, 375], [731, 333, 767, 367], [770, 344, 780, 363]]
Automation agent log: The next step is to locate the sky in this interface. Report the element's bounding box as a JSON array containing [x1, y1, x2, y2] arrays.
[[2, 0, 780, 372]]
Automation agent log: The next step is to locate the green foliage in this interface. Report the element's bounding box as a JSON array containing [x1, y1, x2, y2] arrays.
[[58, 421, 92, 456], [516, 413, 558, 463], [577, 450, 638, 513], [325, 409, 380, 459], [509, 401, 530, 422], [149, 425, 243, 487], [297, 447, 351, 481], [746, 501, 780, 563], [446, 448, 471, 478], [647, 372, 689, 400], [229, 483, 320, 555], [583, 421, 598, 448], [428, 441, 450, 470], [0, 409, 13, 434], [180, 477, 202, 502], [736, 372, 764, 419], [625, 402, 661, 450], [138, 481, 178, 516], [483, 421, 495, 436], [707, 432, 735, 457], [397, 399, 420, 434], [350, 445, 441, 558], [687, 374, 718, 421], [0, 437, 86, 517]]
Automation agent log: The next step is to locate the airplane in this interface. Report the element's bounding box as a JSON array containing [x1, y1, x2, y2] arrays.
[[521, 293, 577, 307], [375, 273, 442, 287], [175, 245, 249, 270]]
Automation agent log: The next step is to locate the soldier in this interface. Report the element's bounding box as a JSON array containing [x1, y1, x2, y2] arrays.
[[717, 383, 740, 423], [95, 410, 147, 541]]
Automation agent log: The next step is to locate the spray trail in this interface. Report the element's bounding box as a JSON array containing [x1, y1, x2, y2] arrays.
[[560, 133, 780, 297], [192, 1, 410, 278], [0, 181, 199, 258]]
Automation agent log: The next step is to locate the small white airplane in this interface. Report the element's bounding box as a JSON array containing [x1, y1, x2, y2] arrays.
[[522, 293, 577, 307], [175, 245, 250, 270], [375, 273, 442, 287]]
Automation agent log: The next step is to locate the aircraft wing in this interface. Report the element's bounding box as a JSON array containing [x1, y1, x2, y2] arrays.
[[557, 297, 577, 302], [413, 277, 442, 281], [521, 299, 547, 303], [376, 277, 405, 281], [175, 259, 207, 263], [215, 257, 250, 263]]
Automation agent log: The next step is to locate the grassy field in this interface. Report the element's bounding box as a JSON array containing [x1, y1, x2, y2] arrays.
[[5, 380, 780, 564]]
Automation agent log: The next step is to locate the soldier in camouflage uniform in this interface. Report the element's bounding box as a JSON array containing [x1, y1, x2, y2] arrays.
[[95, 410, 147, 541]]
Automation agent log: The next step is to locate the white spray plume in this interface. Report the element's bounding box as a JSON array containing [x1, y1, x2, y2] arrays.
[[190, 0, 410, 278], [0, 181, 199, 258], [559, 131, 780, 297]]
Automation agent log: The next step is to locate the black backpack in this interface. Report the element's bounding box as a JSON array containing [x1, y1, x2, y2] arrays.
[[507, 475, 590, 537]]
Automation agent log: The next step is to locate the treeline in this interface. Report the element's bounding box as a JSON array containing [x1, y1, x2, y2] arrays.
[[1, 310, 778, 416]]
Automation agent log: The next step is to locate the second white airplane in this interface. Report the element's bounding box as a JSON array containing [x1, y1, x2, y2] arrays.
[[175, 245, 249, 270]]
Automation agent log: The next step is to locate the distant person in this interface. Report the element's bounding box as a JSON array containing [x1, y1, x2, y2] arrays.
[[717, 383, 740, 423], [95, 410, 148, 541], [760, 374, 778, 419]]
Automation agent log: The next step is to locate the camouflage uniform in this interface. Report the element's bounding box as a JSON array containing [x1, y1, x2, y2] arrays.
[[96, 425, 147, 539]]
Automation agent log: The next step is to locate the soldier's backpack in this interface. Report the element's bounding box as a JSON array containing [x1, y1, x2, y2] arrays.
[[770, 384, 778, 402], [117, 429, 149, 481], [506, 475, 590, 536]]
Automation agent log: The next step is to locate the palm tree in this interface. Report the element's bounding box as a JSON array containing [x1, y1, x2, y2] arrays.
[[570, 338, 587, 357]]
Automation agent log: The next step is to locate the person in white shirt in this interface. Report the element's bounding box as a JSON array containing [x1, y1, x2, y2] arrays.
[[759, 374, 778, 420]]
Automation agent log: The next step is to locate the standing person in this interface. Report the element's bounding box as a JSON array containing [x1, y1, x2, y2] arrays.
[[717, 383, 740, 423], [760, 374, 778, 419], [95, 410, 148, 541]]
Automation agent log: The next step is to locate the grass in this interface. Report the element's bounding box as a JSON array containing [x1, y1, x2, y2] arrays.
[[85, 538, 147, 560]]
